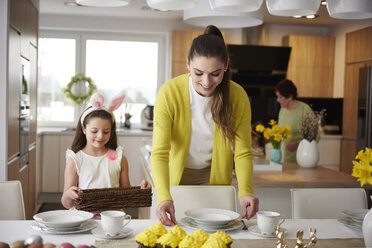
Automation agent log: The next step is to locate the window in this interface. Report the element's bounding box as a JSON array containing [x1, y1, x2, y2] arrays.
[[38, 31, 167, 128]]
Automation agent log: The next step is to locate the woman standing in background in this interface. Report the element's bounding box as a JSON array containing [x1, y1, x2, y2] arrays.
[[276, 79, 318, 163]]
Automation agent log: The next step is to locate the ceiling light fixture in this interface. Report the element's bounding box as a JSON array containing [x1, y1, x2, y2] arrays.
[[146, 0, 197, 11], [184, 0, 263, 28], [209, 0, 263, 12], [266, 0, 322, 16], [75, 0, 132, 7], [326, 0, 372, 19]]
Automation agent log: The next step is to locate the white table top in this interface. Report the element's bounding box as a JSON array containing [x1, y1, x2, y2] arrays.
[[0, 219, 363, 246]]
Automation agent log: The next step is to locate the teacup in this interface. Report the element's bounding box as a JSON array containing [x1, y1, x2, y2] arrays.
[[257, 211, 285, 235], [101, 210, 131, 236]]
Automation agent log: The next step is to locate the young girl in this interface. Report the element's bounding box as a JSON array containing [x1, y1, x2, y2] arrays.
[[61, 93, 150, 209]]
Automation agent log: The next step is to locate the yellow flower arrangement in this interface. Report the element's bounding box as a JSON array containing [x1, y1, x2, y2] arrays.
[[352, 147, 372, 186], [255, 120, 292, 149]]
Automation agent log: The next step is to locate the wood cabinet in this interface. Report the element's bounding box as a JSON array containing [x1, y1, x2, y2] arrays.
[[8, 27, 21, 159], [282, 35, 335, 98], [341, 26, 372, 174], [171, 30, 204, 78], [29, 45, 37, 145]]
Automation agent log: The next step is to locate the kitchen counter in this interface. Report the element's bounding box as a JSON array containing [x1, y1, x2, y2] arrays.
[[37, 127, 153, 136]]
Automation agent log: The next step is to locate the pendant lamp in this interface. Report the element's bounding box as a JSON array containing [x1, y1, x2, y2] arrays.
[[76, 0, 132, 7], [146, 0, 197, 10], [327, 0, 372, 19], [184, 0, 263, 28], [209, 0, 263, 13], [266, 0, 322, 16]]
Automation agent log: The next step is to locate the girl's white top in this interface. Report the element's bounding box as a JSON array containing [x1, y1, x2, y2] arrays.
[[185, 76, 214, 169], [66, 146, 123, 189]]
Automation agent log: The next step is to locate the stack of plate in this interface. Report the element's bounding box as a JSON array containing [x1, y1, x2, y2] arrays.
[[338, 209, 369, 232], [31, 210, 97, 234], [180, 208, 243, 232]]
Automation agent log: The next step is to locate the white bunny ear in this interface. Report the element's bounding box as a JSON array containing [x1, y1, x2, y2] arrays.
[[108, 93, 125, 112], [90, 93, 104, 108]]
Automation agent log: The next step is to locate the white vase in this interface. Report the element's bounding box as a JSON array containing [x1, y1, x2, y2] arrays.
[[296, 139, 319, 168], [363, 208, 372, 248]]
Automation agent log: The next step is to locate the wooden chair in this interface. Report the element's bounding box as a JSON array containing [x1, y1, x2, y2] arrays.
[[290, 188, 368, 219], [0, 180, 25, 220], [170, 185, 237, 221]]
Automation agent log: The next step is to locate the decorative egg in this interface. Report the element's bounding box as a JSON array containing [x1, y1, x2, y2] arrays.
[[10, 240, 25, 248], [76, 246, 90, 248], [24, 235, 43, 246], [43, 243, 56, 248], [27, 244, 42, 248], [58, 243, 74, 248], [0, 242, 10, 248]]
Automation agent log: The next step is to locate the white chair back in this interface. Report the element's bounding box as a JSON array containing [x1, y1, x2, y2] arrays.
[[291, 188, 368, 219], [170, 185, 237, 221], [0, 180, 25, 220]]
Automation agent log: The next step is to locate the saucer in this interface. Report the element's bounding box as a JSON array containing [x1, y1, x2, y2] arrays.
[[91, 226, 133, 239], [248, 225, 287, 238], [179, 217, 243, 232], [31, 219, 98, 234]]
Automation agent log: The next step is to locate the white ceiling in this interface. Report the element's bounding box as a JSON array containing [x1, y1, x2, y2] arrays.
[[39, 0, 350, 27]]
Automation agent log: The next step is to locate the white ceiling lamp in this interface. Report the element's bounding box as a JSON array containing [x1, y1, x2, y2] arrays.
[[75, 0, 132, 7], [327, 0, 372, 19], [266, 0, 322, 16], [184, 0, 263, 28], [146, 0, 197, 10], [209, 0, 263, 12]]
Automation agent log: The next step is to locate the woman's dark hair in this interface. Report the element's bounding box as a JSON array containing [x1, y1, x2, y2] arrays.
[[187, 25, 237, 144], [275, 79, 298, 99], [71, 108, 118, 153]]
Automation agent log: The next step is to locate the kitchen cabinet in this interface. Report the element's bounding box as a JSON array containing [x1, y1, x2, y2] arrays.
[[41, 134, 60, 192], [171, 30, 204, 78], [341, 26, 372, 174], [282, 35, 335, 98], [29, 45, 38, 145], [28, 147, 36, 219]]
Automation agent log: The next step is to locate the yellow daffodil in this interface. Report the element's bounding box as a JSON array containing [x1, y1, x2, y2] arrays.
[[255, 120, 292, 149], [352, 147, 372, 187]]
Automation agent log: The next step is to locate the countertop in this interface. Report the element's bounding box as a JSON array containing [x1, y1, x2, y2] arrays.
[[37, 127, 153, 137]]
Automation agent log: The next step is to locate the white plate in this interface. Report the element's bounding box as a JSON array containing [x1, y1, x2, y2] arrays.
[[338, 217, 362, 232], [179, 217, 243, 232], [31, 219, 98, 234], [342, 209, 369, 222], [248, 225, 287, 238], [184, 208, 240, 226], [92, 226, 134, 240], [33, 210, 94, 228]]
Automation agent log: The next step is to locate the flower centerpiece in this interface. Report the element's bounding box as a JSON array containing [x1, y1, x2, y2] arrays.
[[296, 109, 325, 168], [255, 120, 292, 164], [352, 147, 372, 247]]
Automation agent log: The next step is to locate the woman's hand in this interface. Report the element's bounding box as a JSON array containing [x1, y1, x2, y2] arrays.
[[286, 141, 299, 152], [156, 200, 177, 226], [240, 195, 259, 220], [140, 179, 152, 189], [61, 186, 80, 209]]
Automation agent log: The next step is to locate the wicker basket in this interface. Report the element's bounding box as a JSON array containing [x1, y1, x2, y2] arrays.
[[74, 186, 152, 212]]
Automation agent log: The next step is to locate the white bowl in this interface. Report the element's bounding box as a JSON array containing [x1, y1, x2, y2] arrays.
[[33, 210, 94, 228]]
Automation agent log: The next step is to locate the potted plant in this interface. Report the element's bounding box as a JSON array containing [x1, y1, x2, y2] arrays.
[[352, 147, 372, 247], [296, 109, 325, 168], [255, 120, 292, 164]]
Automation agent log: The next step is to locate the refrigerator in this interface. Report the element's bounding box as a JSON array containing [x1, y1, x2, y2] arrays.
[[357, 67, 372, 151]]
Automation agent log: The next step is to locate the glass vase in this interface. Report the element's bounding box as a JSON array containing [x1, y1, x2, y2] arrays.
[[270, 148, 282, 164]]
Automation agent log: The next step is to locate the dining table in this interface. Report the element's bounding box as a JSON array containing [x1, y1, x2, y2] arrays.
[[0, 218, 365, 247]]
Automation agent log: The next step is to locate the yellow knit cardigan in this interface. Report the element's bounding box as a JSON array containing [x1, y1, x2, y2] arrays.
[[151, 73, 254, 205]]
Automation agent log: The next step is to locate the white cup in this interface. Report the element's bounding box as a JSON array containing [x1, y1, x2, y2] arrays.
[[101, 210, 131, 236], [257, 211, 285, 235]]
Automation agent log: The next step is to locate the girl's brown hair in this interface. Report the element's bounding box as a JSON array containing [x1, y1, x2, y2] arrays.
[[187, 25, 237, 144], [71, 108, 118, 153]]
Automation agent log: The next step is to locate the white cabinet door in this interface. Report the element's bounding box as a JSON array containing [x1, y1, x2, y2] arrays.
[[118, 136, 146, 186], [318, 136, 341, 171], [59, 135, 75, 192], [41, 135, 60, 192]]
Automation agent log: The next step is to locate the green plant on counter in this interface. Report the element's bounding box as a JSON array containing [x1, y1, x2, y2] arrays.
[[62, 73, 97, 105]]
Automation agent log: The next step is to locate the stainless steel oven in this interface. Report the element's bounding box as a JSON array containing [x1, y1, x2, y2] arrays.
[[20, 57, 30, 171]]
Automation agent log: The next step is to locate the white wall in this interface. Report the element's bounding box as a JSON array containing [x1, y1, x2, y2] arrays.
[[0, 0, 8, 182]]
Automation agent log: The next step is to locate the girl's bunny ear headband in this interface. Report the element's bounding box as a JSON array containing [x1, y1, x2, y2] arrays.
[[80, 92, 125, 126]]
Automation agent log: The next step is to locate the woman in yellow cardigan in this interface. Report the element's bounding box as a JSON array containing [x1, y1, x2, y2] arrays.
[[151, 25, 259, 226]]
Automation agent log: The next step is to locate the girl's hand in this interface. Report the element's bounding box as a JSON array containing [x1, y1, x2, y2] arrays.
[[240, 195, 259, 220], [140, 179, 151, 189], [62, 186, 81, 209]]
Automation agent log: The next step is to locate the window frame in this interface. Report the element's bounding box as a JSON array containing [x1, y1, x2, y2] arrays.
[[38, 29, 168, 128]]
